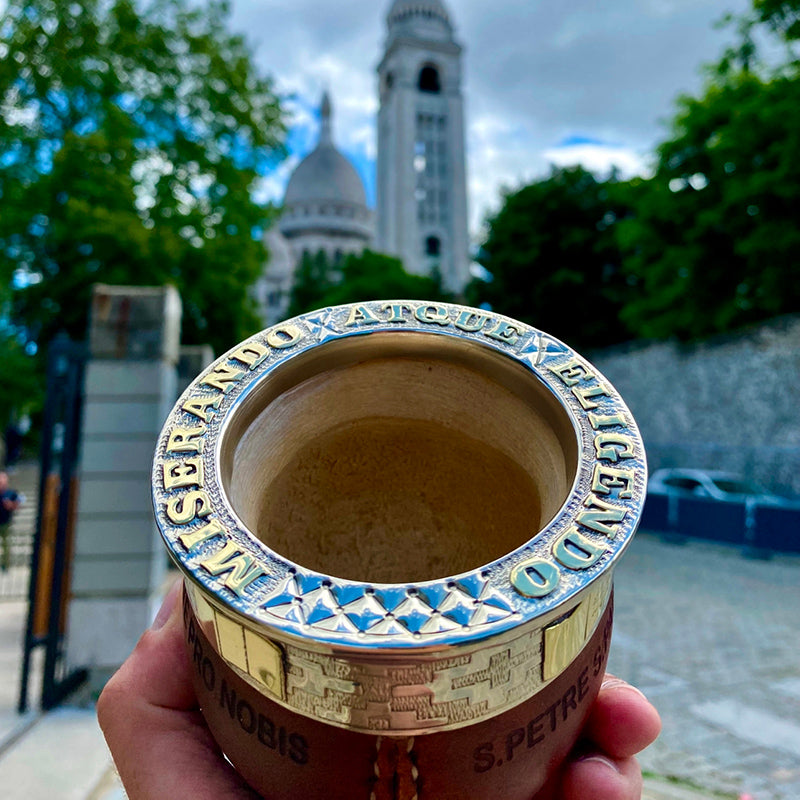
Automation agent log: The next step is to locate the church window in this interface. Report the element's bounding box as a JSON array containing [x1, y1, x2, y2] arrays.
[[385, 72, 394, 91], [418, 65, 441, 94], [425, 236, 441, 257]]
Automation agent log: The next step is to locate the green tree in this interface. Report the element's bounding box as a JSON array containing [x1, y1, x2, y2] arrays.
[[617, 3, 800, 339], [286, 249, 336, 318], [0, 329, 42, 432], [288, 249, 450, 316], [0, 0, 285, 356], [467, 166, 633, 350]]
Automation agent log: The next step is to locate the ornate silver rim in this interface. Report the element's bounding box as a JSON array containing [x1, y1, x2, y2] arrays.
[[153, 300, 645, 649], [153, 301, 645, 732]]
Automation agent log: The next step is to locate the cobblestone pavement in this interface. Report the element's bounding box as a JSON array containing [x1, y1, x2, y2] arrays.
[[609, 531, 800, 800]]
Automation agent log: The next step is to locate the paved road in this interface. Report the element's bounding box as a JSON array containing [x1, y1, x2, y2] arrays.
[[609, 531, 800, 800]]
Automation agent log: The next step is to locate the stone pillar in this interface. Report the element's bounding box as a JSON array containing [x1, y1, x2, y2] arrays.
[[66, 285, 181, 687]]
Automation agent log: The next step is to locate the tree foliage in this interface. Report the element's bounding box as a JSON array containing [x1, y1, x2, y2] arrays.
[[0, 0, 285, 356], [617, 4, 800, 339], [618, 73, 800, 338], [288, 249, 450, 317], [474, 1, 800, 345], [467, 166, 633, 350]]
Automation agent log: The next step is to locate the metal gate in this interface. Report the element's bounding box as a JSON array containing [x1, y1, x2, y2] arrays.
[[18, 334, 89, 712]]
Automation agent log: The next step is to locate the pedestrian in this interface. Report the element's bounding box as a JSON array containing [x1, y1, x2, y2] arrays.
[[4, 423, 23, 468], [0, 470, 21, 571]]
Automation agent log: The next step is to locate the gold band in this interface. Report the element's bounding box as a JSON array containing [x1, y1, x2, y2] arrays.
[[184, 573, 612, 734]]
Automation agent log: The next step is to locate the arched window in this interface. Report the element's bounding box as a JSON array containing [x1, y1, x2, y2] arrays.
[[425, 236, 441, 257], [418, 65, 441, 94]]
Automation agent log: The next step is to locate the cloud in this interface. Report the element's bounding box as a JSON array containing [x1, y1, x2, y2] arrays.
[[543, 139, 651, 178], [231, 0, 753, 237]]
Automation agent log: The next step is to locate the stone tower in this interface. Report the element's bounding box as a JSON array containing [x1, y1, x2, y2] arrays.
[[376, 0, 470, 293]]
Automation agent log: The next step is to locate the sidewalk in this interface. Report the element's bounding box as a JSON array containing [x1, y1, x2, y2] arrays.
[[3, 530, 794, 799]]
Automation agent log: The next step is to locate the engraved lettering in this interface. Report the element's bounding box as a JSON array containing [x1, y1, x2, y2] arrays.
[[221, 679, 237, 719], [199, 541, 268, 596], [553, 526, 609, 570], [505, 728, 525, 761], [571, 382, 611, 410], [543, 700, 559, 732], [345, 304, 381, 326], [182, 393, 222, 423], [473, 742, 495, 773], [455, 310, 490, 333], [550, 358, 593, 387], [561, 685, 577, 720], [381, 302, 412, 322], [289, 734, 309, 765], [163, 456, 204, 490], [415, 304, 451, 326], [527, 715, 545, 747], [202, 656, 215, 692], [510, 558, 560, 598], [258, 713, 275, 747], [266, 323, 304, 349], [201, 363, 246, 393], [577, 495, 628, 538], [218, 679, 308, 764], [588, 411, 627, 430], [594, 433, 635, 462], [237, 698, 257, 734], [166, 489, 212, 525], [484, 320, 523, 345], [166, 425, 206, 454], [591, 464, 635, 499], [577, 667, 590, 701], [178, 518, 225, 551], [230, 341, 269, 369], [488, 611, 612, 763]]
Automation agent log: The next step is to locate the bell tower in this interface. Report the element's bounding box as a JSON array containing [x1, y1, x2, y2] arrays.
[[376, 1, 469, 293]]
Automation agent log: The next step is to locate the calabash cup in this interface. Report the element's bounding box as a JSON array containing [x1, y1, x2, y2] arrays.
[[152, 300, 646, 800]]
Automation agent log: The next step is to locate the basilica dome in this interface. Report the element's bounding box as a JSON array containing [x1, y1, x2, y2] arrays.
[[280, 93, 372, 241]]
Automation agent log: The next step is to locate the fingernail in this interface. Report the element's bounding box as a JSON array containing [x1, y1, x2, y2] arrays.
[[152, 579, 182, 630], [601, 677, 649, 701], [577, 754, 621, 774]]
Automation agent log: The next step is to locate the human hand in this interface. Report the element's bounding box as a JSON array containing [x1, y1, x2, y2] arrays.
[[98, 580, 661, 800]]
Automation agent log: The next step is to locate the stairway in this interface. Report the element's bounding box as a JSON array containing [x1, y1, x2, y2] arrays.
[[0, 462, 40, 600]]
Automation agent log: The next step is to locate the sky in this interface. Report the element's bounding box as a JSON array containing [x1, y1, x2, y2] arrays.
[[230, 0, 750, 239]]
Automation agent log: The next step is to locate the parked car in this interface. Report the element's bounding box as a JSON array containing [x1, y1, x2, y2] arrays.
[[648, 468, 794, 507], [644, 468, 800, 552]]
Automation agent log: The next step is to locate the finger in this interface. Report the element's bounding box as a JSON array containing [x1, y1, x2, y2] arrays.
[[560, 752, 643, 800], [97, 579, 259, 800], [582, 675, 662, 759]]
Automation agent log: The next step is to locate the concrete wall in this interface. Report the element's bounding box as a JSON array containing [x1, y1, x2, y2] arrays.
[[589, 315, 800, 498], [67, 286, 180, 679]]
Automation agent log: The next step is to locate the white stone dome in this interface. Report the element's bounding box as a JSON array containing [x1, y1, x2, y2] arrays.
[[279, 93, 372, 242], [283, 145, 367, 208]]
